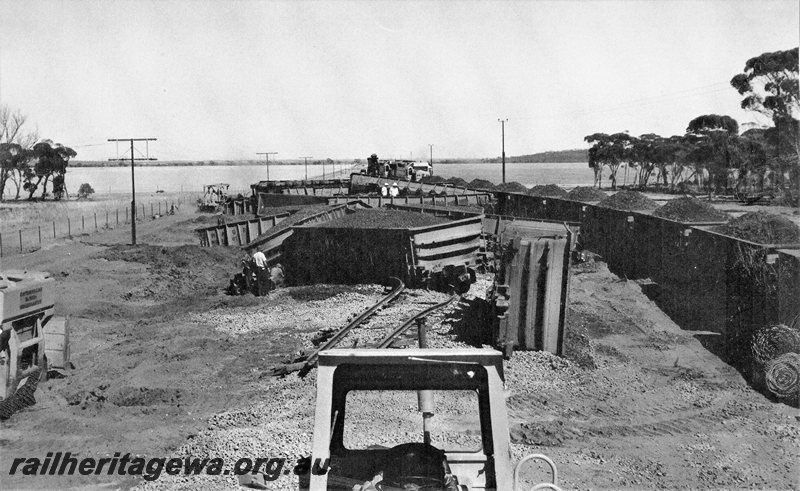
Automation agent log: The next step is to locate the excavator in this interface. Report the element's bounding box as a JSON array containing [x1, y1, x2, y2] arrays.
[[0, 270, 70, 419]]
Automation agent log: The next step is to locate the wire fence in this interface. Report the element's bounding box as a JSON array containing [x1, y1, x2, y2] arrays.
[[0, 198, 191, 258]]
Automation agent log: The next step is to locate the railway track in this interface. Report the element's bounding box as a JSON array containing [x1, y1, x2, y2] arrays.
[[272, 277, 458, 377]]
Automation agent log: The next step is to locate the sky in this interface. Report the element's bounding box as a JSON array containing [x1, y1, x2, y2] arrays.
[[0, 0, 798, 161]]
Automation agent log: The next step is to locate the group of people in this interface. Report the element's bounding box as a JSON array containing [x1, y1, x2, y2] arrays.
[[250, 251, 284, 296], [380, 182, 401, 198]]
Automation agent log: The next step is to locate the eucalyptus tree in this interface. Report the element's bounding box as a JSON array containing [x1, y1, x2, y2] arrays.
[[24, 140, 77, 200], [0, 105, 39, 200], [685, 114, 741, 194], [731, 47, 799, 157], [585, 132, 633, 189], [630, 134, 664, 187]]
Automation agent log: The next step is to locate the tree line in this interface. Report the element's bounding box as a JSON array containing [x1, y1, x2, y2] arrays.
[[0, 105, 77, 201], [585, 47, 799, 198]]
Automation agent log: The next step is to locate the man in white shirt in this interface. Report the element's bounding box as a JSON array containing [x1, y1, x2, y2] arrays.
[[252, 250, 269, 296], [390, 182, 400, 197], [381, 183, 389, 197]]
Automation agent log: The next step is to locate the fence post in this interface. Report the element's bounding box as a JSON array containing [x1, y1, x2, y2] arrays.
[[125, 207, 128, 223], [106, 210, 109, 228], [68, 217, 71, 237], [82, 215, 85, 233], [0, 232, 3, 257], [117, 208, 120, 225], [158, 202, 161, 215], [38, 225, 41, 247], [53, 221, 56, 238], [94, 212, 98, 230], [151, 202, 154, 215], [141, 204, 145, 219], [19, 229, 23, 253]]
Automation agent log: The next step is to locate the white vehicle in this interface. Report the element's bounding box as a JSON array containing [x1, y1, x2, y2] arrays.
[[410, 160, 433, 179]]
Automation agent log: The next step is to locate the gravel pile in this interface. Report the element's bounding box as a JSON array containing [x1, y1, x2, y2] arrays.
[[188, 285, 385, 337], [443, 177, 470, 187], [653, 197, 730, 223], [314, 209, 449, 229], [138, 372, 318, 491], [719, 211, 800, 244], [469, 178, 496, 190], [567, 186, 608, 202], [494, 181, 529, 194], [395, 203, 484, 215], [256, 205, 334, 236], [138, 274, 588, 490], [597, 190, 658, 211], [419, 175, 447, 184], [527, 184, 569, 198]]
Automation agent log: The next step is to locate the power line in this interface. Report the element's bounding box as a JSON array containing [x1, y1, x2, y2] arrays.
[[498, 119, 507, 184], [504, 81, 732, 123], [107, 137, 157, 245], [256, 152, 278, 180], [299, 156, 313, 181]]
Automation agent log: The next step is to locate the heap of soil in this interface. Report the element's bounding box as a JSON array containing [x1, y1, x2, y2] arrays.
[[443, 176, 470, 187], [653, 197, 730, 223], [469, 178, 496, 190], [598, 190, 658, 211], [494, 181, 529, 193], [567, 186, 608, 202], [720, 211, 800, 244], [101, 243, 238, 269], [315, 209, 449, 229], [420, 175, 447, 184], [528, 184, 569, 198], [98, 244, 241, 299]]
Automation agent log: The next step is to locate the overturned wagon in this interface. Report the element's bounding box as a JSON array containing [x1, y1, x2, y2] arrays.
[[282, 210, 483, 291]]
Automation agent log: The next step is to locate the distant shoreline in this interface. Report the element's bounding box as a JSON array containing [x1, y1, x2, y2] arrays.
[[70, 158, 588, 168], [69, 148, 588, 167]]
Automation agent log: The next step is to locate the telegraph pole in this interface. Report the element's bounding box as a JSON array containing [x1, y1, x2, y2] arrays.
[[300, 156, 313, 181], [498, 119, 508, 183], [429, 144, 433, 172], [107, 138, 157, 245], [256, 152, 278, 181]]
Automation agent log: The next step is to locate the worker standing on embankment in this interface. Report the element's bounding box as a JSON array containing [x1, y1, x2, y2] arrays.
[[252, 250, 269, 296]]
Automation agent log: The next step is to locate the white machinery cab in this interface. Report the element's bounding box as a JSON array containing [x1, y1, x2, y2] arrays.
[[411, 161, 432, 179], [309, 348, 513, 490], [1, 270, 69, 406]]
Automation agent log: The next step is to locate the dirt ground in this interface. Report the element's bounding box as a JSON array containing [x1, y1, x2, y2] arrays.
[[0, 205, 798, 490]]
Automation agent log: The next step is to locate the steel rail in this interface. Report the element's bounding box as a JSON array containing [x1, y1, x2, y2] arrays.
[[272, 277, 405, 376], [374, 294, 459, 349]]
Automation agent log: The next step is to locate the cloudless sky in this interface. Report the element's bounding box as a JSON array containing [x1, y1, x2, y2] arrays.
[[0, 0, 798, 161]]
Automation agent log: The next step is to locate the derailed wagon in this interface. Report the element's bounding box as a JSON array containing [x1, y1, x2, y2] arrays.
[[282, 210, 484, 292]]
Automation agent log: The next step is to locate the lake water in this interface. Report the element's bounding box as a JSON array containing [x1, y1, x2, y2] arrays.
[[18, 161, 594, 195]]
